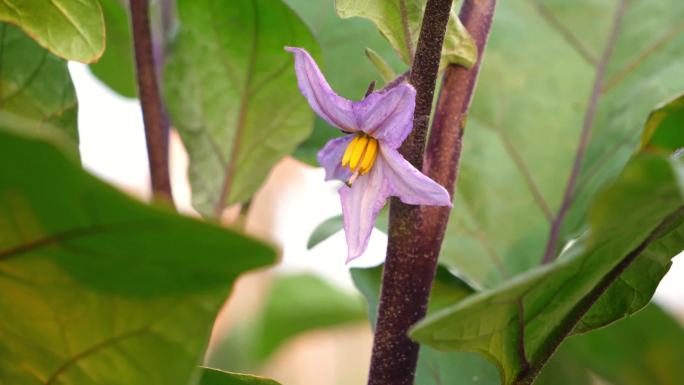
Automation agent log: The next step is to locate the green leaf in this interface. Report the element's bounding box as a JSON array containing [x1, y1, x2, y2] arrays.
[[0, 24, 78, 156], [365, 47, 396, 83], [198, 367, 281, 385], [0, 128, 276, 384], [89, 0, 137, 98], [252, 273, 367, 360], [411, 154, 684, 384], [206, 273, 367, 370], [164, 0, 319, 216], [307, 215, 343, 249], [335, 0, 477, 68], [640, 92, 684, 152], [441, 0, 684, 289], [0, 0, 104, 62], [351, 265, 500, 385], [561, 304, 684, 385], [282, 0, 404, 165], [574, 218, 684, 333]]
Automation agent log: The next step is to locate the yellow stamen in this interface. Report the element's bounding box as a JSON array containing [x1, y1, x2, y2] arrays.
[[341, 135, 360, 167], [340, 133, 380, 186], [358, 138, 378, 175], [349, 135, 369, 171]]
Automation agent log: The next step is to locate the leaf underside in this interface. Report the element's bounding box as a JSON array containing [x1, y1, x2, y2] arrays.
[[164, 0, 319, 216]]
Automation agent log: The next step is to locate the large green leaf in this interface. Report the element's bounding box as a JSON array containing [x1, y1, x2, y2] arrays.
[[561, 304, 684, 385], [0, 129, 276, 384], [89, 0, 137, 98], [351, 265, 501, 385], [282, 0, 405, 165], [164, 0, 319, 216], [335, 0, 477, 68], [442, 0, 684, 288], [206, 273, 367, 371], [411, 154, 684, 384], [0, 0, 104, 62], [198, 368, 281, 385], [0, 24, 78, 155]]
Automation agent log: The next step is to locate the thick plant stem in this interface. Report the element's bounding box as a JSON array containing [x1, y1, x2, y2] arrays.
[[367, 1, 497, 384], [130, 0, 174, 202], [421, 1, 497, 260]]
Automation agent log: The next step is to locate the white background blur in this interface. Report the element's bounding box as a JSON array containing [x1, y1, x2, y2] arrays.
[[70, 61, 683, 312]]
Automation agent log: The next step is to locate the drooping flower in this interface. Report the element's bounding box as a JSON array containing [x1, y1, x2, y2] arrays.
[[286, 47, 452, 262]]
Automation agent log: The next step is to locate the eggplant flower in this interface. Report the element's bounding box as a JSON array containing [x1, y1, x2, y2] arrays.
[[286, 47, 452, 262]]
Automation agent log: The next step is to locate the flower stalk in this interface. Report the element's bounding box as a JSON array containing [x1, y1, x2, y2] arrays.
[[367, 0, 498, 384]]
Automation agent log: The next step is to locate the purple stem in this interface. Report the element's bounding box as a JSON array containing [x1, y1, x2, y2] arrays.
[[130, 0, 174, 203], [367, 1, 497, 384]]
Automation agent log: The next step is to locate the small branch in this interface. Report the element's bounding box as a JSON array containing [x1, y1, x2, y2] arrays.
[[367, 1, 497, 384], [540, 0, 626, 264], [130, 0, 174, 203], [515, 206, 684, 384]]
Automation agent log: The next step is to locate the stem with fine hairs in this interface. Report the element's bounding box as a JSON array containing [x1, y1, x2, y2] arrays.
[[367, 0, 497, 384]]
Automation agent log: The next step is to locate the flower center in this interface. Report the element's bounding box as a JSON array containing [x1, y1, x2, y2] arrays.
[[341, 132, 379, 185]]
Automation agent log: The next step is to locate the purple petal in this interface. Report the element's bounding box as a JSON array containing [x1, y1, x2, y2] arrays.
[[318, 135, 354, 182], [352, 83, 416, 149], [379, 144, 452, 207], [285, 47, 358, 131], [339, 164, 390, 262]]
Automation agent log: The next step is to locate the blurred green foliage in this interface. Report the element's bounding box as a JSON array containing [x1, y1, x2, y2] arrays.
[[206, 273, 367, 372], [0, 128, 275, 383]]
